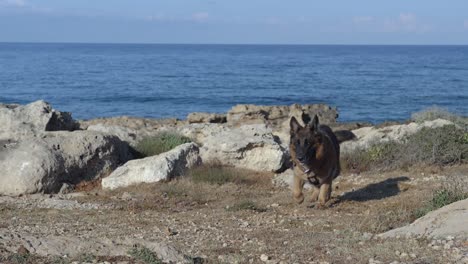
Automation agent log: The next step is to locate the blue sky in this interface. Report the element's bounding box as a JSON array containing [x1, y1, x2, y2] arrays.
[[1, 0, 467, 44]]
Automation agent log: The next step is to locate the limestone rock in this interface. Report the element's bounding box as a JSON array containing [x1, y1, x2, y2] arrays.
[[0, 131, 130, 195], [379, 198, 468, 239], [0, 100, 77, 141], [187, 112, 227, 123], [198, 124, 288, 172], [87, 123, 139, 146], [0, 230, 192, 263], [227, 103, 338, 127], [102, 143, 201, 190]]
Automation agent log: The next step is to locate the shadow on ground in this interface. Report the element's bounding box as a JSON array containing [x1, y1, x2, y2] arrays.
[[339, 176, 410, 202]]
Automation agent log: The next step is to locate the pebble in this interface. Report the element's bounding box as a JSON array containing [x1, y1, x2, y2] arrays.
[[260, 254, 270, 262]]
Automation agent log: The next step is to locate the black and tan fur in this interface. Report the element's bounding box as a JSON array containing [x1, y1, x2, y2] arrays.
[[289, 115, 355, 207]]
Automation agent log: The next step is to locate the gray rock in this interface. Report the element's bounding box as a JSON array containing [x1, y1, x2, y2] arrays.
[[379, 198, 468, 239], [87, 123, 139, 146], [272, 169, 313, 189], [0, 100, 77, 141], [196, 124, 288, 172], [187, 112, 227, 123], [102, 143, 201, 190], [227, 104, 338, 127], [0, 131, 130, 195], [0, 230, 192, 263]]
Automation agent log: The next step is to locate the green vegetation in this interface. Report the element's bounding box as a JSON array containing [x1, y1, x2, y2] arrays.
[[135, 132, 191, 157], [342, 125, 468, 172], [128, 246, 163, 264], [414, 189, 468, 218], [5, 253, 31, 264]]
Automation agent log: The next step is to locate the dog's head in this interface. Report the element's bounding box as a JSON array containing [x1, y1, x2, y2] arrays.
[[289, 115, 323, 169]]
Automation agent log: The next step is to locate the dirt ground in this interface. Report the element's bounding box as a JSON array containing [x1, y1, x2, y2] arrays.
[[1, 165, 467, 264]]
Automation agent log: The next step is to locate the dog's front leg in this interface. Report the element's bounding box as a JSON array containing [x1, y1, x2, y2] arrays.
[[310, 186, 320, 202], [318, 180, 332, 205], [292, 175, 305, 204]]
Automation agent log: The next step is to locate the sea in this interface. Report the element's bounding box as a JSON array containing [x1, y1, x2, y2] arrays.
[[0, 43, 467, 124]]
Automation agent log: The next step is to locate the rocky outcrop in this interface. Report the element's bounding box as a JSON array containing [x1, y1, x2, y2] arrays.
[[0, 229, 192, 263], [187, 112, 227, 124], [0, 100, 78, 141], [189, 124, 288, 172], [0, 131, 130, 195], [226, 104, 338, 127], [341, 119, 455, 153], [379, 198, 468, 239], [102, 143, 201, 190], [87, 123, 140, 146], [79, 116, 182, 130]]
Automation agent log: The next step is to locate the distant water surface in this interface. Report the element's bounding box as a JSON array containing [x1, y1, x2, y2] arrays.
[[0, 43, 467, 123]]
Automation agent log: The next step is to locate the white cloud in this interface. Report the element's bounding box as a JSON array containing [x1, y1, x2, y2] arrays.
[[350, 13, 432, 33], [0, 0, 26, 7], [191, 12, 209, 22], [353, 16, 374, 23], [145, 13, 169, 22], [382, 13, 431, 33], [399, 13, 415, 24]]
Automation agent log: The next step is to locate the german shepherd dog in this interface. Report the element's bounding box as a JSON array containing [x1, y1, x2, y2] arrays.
[[289, 115, 355, 207]]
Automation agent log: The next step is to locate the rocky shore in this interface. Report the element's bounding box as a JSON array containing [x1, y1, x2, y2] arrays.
[[0, 100, 467, 263]]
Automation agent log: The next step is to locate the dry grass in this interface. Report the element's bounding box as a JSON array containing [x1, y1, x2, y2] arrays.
[[226, 200, 267, 212], [414, 173, 468, 218], [188, 163, 270, 186], [341, 125, 468, 173], [92, 165, 273, 214]]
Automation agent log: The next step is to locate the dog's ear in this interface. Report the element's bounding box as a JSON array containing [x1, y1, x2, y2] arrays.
[[309, 115, 319, 131], [290, 116, 302, 134]]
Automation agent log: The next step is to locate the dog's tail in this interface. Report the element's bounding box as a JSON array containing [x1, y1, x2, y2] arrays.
[[334, 130, 356, 144]]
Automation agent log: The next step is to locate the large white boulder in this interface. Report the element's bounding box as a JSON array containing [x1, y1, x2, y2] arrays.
[[102, 143, 201, 190], [0, 100, 77, 141], [0, 131, 130, 195], [188, 124, 288, 172], [379, 198, 468, 239]]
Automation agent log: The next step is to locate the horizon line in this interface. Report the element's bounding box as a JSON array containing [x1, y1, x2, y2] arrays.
[[1, 41, 467, 46]]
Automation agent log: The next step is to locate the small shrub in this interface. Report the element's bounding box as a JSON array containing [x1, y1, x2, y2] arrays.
[[135, 132, 191, 157], [411, 106, 468, 130], [341, 125, 468, 172], [128, 246, 162, 264], [7, 253, 31, 264], [414, 189, 468, 218], [404, 125, 468, 165]]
